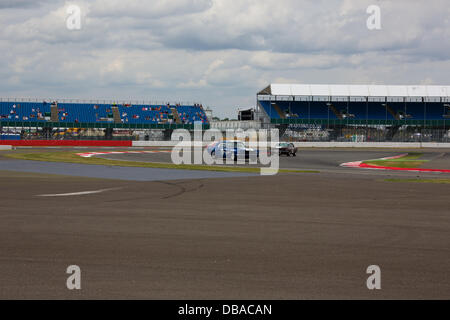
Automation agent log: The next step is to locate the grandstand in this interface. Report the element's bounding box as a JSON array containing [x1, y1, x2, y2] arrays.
[[0, 99, 209, 140], [258, 84, 450, 142], [0, 99, 209, 141], [0, 100, 208, 126]]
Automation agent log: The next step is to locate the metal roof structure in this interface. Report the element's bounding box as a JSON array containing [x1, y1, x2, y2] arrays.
[[258, 84, 450, 98]]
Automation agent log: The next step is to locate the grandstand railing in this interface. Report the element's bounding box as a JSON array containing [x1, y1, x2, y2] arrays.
[[0, 97, 203, 106], [0, 121, 210, 130], [270, 118, 450, 126]]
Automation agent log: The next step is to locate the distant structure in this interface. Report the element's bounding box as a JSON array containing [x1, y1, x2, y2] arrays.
[[203, 107, 213, 121], [257, 84, 450, 142], [0, 99, 209, 141], [237, 108, 256, 121]]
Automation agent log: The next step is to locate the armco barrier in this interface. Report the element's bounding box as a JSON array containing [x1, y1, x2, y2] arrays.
[[0, 145, 12, 150], [2, 140, 450, 148], [132, 141, 450, 148], [0, 140, 132, 147], [290, 142, 450, 148], [292, 142, 425, 148]]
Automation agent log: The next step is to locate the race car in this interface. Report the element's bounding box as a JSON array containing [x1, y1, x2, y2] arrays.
[[207, 140, 259, 161], [275, 142, 297, 156]]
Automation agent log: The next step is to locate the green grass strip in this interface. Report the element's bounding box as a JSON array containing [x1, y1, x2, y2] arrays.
[[3, 151, 318, 174], [363, 152, 428, 168]]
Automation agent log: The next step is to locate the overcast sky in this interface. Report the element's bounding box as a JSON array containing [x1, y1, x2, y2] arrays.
[[0, 0, 449, 118]]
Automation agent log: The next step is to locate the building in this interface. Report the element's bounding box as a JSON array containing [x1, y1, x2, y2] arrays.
[[257, 84, 450, 142]]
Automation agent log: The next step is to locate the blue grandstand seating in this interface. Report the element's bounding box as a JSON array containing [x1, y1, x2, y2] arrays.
[[0, 101, 209, 125], [57, 103, 112, 123], [367, 102, 393, 120], [0, 101, 50, 121], [389, 102, 407, 119], [404, 103, 425, 120], [308, 102, 337, 119], [335, 102, 367, 120], [259, 101, 280, 119], [424, 103, 446, 120], [117, 104, 171, 124], [117, 104, 207, 124], [261, 101, 340, 120], [260, 99, 450, 122], [277, 101, 309, 119], [0, 134, 21, 140], [177, 105, 209, 124], [330, 101, 349, 118]]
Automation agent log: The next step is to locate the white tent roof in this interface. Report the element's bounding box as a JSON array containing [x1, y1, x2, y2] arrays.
[[260, 84, 450, 97]]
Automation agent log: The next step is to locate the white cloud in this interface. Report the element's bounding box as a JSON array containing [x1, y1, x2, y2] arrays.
[[0, 0, 449, 118], [90, 0, 212, 19]]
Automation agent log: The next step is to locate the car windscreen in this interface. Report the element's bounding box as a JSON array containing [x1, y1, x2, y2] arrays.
[[226, 142, 245, 149]]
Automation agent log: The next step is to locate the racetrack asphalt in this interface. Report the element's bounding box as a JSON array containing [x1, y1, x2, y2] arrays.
[[0, 147, 449, 299], [0, 158, 258, 181], [2, 148, 450, 180], [97, 148, 450, 177]]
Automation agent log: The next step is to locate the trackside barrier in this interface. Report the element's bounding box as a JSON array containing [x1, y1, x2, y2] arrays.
[[290, 142, 450, 148], [133, 141, 191, 147], [2, 140, 449, 148], [132, 141, 450, 148], [0, 145, 12, 150], [0, 140, 132, 147]]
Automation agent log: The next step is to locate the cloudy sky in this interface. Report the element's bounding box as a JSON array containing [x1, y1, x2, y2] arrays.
[[0, 0, 449, 118]]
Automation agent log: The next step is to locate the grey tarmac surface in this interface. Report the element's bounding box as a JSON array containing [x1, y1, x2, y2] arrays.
[[421, 152, 450, 170], [0, 159, 258, 181], [99, 148, 403, 169], [0, 148, 449, 299], [99, 148, 450, 177]]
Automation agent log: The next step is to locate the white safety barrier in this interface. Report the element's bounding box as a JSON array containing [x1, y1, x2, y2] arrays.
[[291, 142, 450, 148], [132, 141, 450, 148], [0, 145, 12, 150], [132, 141, 179, 147]]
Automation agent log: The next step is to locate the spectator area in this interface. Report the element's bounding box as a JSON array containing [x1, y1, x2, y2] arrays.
[[177, 104, 209, 124], [117, 104, 171, 124], [0, 102, 50, 121], [0, 101, 209, 125], [258, 84, 450, 122], [259, 100, 449, 121], [57, 103, 113, 123]]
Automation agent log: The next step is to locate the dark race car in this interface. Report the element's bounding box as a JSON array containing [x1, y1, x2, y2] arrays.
[[275, 142, 297, 157]]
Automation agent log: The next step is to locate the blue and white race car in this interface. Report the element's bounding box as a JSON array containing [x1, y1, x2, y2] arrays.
[[207, 140, 259, 161]]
